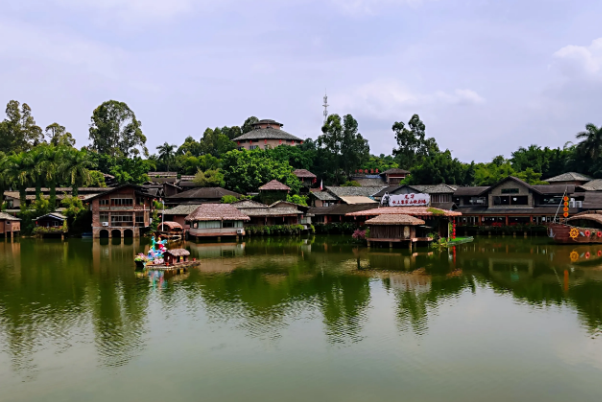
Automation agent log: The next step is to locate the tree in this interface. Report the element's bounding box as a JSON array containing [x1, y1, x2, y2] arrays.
[[177, 136, 203, 156], [88, 100, 148, 158], [61, 149, 92, 197], [89, 171, 107, 187], [199, 128, 235, 158], [156, 142, 176, 172], [45, 123, 76, 147], [109, 157, 151, 185], [0, 152, 8, 209], [221, 126, 242, 140], [392, 114, 438, 169], [6, 152, 37, 210], [221, 149, 301, 194], [0, 100, 44, 152], [40, 146, 64, 211], [192, 169, 225, 187], [177, 154, 221, 175], [409, 150, 474, 185], [317, 114, 369, 183], [576, 124, 602, 161], [241, 116, 259, 134]]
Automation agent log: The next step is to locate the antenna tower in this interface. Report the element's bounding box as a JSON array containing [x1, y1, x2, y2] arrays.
[[322, 92, 329, 124]]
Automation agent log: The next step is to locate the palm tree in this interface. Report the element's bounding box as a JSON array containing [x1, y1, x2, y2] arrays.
[[61, 149, 92, 197], [576, 123, 602, 161], [29, 147, 47, 201], [156, 142, 176, 172], [0, 152, 8, 209], [6, 152, 36, 211], [41, 145, 62, 211]]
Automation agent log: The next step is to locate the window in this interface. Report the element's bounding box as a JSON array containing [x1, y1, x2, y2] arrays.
[[136, 197, 146, 205], [501, 188, 519, 194], [100, 213, 109, 223], [111, 214, 133, 223], [511, 196, 528, 205], [223, 221, 235, 228], [250, 145, 258, 150], [135, 214, 144, 223], [111, 198, 133, 206], [99, 199, 109, 206]]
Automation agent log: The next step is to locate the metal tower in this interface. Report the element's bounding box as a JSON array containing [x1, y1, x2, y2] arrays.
[[322, 92, 329, 124]]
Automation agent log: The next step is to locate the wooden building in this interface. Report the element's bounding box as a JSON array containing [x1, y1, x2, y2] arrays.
[[293, 169, 317, 191], [185, 204, 250, 239], [0, 212, 20, 238], [365, 214, 426, 248], [89, 184, 156, 238], [165, 187, 241, 206], [164, 249, 190, 265], [258, 180, 290, 204], [234, 200, 305, 226], [162, 204, 202, 230], [380, 168, 411, 185], [310, 191, 337, 207]]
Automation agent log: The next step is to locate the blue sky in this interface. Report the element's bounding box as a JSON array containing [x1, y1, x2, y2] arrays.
[[1, 0, 601, 162]]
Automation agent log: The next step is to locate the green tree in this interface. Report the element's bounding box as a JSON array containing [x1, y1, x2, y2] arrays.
[[88, 171, 107, 187], [241, 116, 259, 134], [221, 149, 301, 194], [88, 100, 148, 158], [61, 149, 92, 197], [317, 114, 369, 183], [6, 152, 37, 211], [45, 123, 76, 147], [0, 152, 8, 208], [392, 114, 438, 169], [40, 146, 64, 211], [409, 150, 474, 185], [176, 154, 221, 175], [0, 100, 44, 152], [109, 157, 151, 185], [177, 136, 203, 156], [576, 123, 602, 161], [199, 128, 236, 158], [156, 142, 176, 172], [192, 169, 225, 187]]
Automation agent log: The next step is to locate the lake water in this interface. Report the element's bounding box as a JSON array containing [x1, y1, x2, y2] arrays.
[[1, 236, 602, 401]]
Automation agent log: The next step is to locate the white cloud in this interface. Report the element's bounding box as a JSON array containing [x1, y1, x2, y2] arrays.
[[334, 80, 484, 120], [554, 38, 602, 77]]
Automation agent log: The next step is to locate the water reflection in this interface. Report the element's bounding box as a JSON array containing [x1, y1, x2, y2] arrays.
[[2, 237, 602, 379]]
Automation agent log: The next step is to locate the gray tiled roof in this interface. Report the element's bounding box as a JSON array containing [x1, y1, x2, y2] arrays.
[[545, 172, 590, 182], [0, 212, 20, 221], [235, 128, 302, 141], [579, 179, 602, 191], [167, 187, 241, 199], [163, 204, 203, 216], [453, 186, 491, 196], [325, 186, 386, 197], [311, 191, 337, 201]]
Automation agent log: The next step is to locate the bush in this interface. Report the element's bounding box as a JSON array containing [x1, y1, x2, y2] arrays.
[[314, 222, 359, 234], [244, 224, 307, 236]]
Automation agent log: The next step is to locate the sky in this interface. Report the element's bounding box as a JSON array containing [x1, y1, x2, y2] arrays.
[[1, 0, 602, 163]]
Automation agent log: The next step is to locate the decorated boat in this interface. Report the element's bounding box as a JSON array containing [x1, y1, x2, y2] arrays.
[[548, 212, 602, 244], [135, 236, 200, 271]]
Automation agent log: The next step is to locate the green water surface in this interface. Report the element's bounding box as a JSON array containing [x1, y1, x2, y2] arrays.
[[1, 236, 602, 401]]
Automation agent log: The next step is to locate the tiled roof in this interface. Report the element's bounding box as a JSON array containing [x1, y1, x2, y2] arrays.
[[259, 180, 290, 191], [545, 172, 590, 183], [431, 202, 456, 211], [579, 179, 602, 191], [0, 212, 20, 221], [148, 172, 178, 177], [382, 168, 410, 175], [35, 212, 68, 220], [4, 192, 102, 201], [235, 128, 301, 142], [308, 204, 376, 216], [365, 214, 425, 226], [346, 206, 462, 217], [237, 206, 302, 217], [185, 204, 250, 221], [293, 169, 317, 179], [338, 196, 378, 205], [453, 186, 491, 196], [232, 200, 266, 208], [310, 191, 337, 201], [353, 178, 387, 187], [167, 187, 241, 199], [325, 186, 386, 197], [163, 204, 203, 216], [531, 184, 575, 194]]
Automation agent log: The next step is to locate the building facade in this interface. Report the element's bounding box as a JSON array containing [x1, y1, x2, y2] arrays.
[[89, 185, 155, 238], [234, 119, 303, 150]]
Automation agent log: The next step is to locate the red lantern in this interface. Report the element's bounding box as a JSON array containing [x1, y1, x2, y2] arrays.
[[585, 230, 591, 237], [586, 252, 591, 259]]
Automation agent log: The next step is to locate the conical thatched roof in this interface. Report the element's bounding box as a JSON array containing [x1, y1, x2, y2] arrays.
[[365, 214, 425, 226]]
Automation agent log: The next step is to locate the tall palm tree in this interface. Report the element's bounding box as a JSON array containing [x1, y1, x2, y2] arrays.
[[41, 145, 62, 211], [29, 147, 47, 201], [156, 142, 176, 172], [576, 123, 602, 161], [61, 149, 92, 197], [6, 152, 36, 211]]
